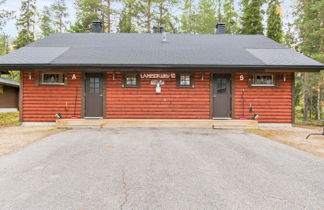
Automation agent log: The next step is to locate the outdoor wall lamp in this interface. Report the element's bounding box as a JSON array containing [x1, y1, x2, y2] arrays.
[[72, 73, 77, 80], [28, 72, 32, 80], [283, 74, 286, 82], [156, 83, 161, 93], [201, 73, 204, 81], [112, 73, 115, 80]]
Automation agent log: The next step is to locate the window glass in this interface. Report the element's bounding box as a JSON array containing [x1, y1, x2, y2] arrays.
[[89, 77, 100, 93], [126, 76, 137, 86], [41, 73, 64, 85], [217, 78, 227, 93], [180, 75, 191, 86], [251, 74, 275, 86]]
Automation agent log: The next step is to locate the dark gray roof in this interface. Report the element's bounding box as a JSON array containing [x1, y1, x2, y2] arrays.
[[0, 33, 323, 70], [0, 77, 19, 87]]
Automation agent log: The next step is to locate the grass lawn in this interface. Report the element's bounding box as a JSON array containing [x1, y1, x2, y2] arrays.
[[0, 112, 21, 127]]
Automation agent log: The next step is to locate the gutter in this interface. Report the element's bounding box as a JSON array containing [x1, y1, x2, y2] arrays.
[[0, 64, 323, 71]]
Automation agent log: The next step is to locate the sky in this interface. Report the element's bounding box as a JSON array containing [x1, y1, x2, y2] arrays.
[[2, 0, 76, 37], [1, 0, 295, 38]]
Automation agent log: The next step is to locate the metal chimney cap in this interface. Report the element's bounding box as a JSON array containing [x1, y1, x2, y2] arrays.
[[216, 22, 226, 34], [161, 32, 167, 43], [91, 21, 102, 33], [153, 26, 158, 33], [159, 26, 164, 33]]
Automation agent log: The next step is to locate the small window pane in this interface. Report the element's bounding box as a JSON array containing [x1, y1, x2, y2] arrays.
[[126, 76, 137, 86], [252, 74, 274, 86], [42, 73, 64, 84], [89, 77, 100, 93], [217, 78, 227, 93], [180, 75, 191, 86]]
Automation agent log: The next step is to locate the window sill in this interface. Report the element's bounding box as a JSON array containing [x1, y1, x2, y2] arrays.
[[251, 84, 276, 87], [177, 86, 194, 88], [40, 83, 65, 86]]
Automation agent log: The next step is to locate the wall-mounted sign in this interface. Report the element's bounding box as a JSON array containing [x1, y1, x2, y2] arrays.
[[150, 80, 165, 85], [140, 73, 176, 79]]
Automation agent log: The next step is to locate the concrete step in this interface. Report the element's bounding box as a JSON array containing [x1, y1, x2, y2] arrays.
[[56, 119, 258, 129]]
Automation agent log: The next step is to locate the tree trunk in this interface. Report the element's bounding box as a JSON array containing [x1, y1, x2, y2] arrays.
[[317, 87, 321, 120], [303, 73, 309, 121], [147, 0, 151, 33], [107, 0, 111, 33]]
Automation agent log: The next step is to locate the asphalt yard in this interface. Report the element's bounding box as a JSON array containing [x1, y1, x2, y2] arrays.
[[0, 127, 324, 210]]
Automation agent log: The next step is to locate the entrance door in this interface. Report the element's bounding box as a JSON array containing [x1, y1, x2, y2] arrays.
[[212, 74, 232, 118], [85, 73, 104, 118]]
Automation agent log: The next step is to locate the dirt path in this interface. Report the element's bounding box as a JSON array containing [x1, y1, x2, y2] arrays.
[[0, 126, 64, 156], [246, 125, 324, 157]]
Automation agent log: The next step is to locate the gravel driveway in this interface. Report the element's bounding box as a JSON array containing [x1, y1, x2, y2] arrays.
[[0, 128, 324, 210]]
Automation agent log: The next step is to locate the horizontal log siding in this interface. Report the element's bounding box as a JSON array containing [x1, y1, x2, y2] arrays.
[[106, 72, 211, 119], [22, 71, 82, 122], [233, 72, 293, 123]]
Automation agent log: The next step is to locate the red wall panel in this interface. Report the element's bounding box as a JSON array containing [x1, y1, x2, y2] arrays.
[[106, 72, 211, 119], [233, 72, 293, 123], [22, 71, 82, 122]]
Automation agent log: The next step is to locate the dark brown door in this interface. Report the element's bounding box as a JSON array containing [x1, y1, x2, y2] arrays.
[[85, 73, 104, 118], [212, 74, 232, 118]]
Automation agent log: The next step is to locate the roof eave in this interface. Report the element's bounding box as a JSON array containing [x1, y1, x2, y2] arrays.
[[0, 64, 322, 72]]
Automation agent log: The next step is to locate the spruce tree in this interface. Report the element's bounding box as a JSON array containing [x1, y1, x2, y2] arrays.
[[240, 0, 265, 34], [14, 0, 37, 49], [295, 0, 324, 121], [267, 0, 283, 43], [222, 0, 239, 34]]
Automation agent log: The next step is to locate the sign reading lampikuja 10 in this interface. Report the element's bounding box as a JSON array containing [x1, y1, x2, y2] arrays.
[[140, 73, 176, 79]]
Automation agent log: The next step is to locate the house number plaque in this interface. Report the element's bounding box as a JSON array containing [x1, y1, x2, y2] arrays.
[[140, 73, 176, 79]]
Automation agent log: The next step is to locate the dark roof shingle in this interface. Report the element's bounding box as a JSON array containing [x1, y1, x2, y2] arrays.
[[0, 33, 323, 69]]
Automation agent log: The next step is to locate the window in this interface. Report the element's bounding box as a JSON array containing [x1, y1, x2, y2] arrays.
[[177, 73, 194, 88], [123, 73, 139, 88], [250, 73, 277, 87], [89, 77, 100, 93], [40, 72, 65, 85]]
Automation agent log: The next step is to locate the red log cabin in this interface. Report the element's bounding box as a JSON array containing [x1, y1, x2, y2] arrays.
[[0, 23, 323, 124]]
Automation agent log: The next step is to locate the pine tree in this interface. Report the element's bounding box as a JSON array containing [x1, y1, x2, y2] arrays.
[[14, 0, 37, 49], [137, 0, 157, 33], [180, 0, 196, 33], [195, 0, 216, 34], [154, 0, 178, 33], [118, 0, 139, 33], [40, 6, 55, 37], [222, 0, 239, 34], [71, 0, 104, 32], [240, 0, 265, 34], [267, 0, 283, 43], [51, 0, 69, 32]]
